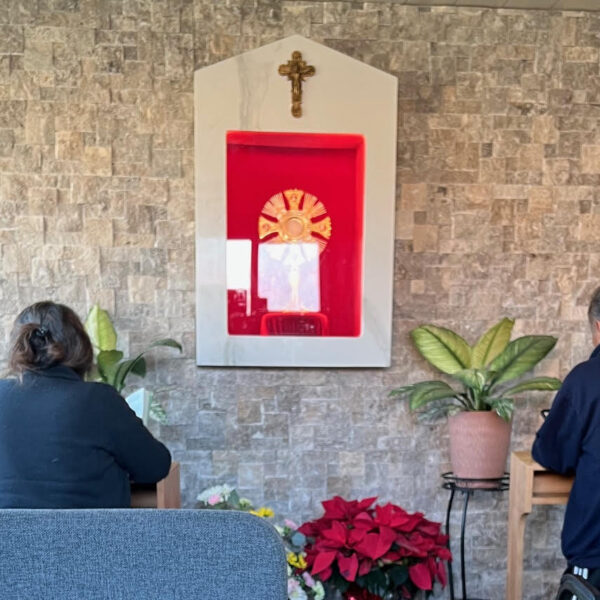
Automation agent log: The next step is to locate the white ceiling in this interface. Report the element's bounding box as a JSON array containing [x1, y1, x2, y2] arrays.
[[400, 0, 600, 10]]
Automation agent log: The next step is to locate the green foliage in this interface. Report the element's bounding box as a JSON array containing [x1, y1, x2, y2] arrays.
[[85, 304, 118, 353], [84, 304, 182, 423], [392, 318, 561, 422], [410, 326, 471, 374], [471, 317, 514, 368], [84, 304, 182, 393]]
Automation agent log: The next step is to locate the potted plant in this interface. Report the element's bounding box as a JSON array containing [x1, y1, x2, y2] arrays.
[[391, 318, 561, 480], [298, 495, 450, 599], [84, 304, 182, 424]]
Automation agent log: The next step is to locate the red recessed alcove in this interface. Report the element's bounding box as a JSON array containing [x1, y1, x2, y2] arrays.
[[226, 131, 365, 337]]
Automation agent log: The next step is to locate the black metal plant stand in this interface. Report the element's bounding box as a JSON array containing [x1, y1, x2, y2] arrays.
[[442, 472, 509, 600]]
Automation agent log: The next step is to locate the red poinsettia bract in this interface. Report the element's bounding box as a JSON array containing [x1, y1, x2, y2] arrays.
[[298, 496, 451, 592]]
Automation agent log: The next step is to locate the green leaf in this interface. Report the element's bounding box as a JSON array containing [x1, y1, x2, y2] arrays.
[[130, 357, 147, 378], [501, 376, 562, 396], [113, 356, 144, 392], [113, 340, 181, 392], [84, 304, 117, 352], [97, 350, 123, 370], [471, 318, 514, 368], [489, 335, 558, 386], [228, 489, 241, 508], [388, 565, 408, 587], [407, 381, 458, 411], [97, 350, 124, 385], [489, 397, 514, 422], [147, 338, 183, 352], [149, 396, 168, 425], [411, 325, 472, 374], [453, 368, 489, 392], [389, 385, 415, 397], [364, 570, 387, 596], [416, 401, 462, 421]]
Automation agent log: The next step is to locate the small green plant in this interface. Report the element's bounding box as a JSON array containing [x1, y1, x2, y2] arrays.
[[391, 318, 561, 422], [84, 304, 182, 422]]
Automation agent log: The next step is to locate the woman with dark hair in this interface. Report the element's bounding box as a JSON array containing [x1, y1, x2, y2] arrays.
[[0, 301, 172, 508]]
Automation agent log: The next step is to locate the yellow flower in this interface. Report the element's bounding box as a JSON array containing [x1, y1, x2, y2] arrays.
[[287, 552, 307, 570], [249, 507, 274, 518]]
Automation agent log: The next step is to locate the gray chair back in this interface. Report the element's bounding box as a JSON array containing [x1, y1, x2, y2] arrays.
[[0, 509, 287, 600]]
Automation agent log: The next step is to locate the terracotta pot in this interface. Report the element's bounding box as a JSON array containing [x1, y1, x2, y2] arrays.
[[447, 411, 511, 482]]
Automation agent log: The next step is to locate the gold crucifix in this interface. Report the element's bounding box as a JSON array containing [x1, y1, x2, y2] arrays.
[[278, 51, 315, 118]]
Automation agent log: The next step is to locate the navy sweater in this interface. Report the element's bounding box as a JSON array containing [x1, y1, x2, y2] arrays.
[[532, 345, 600, 567], [0, 365, 171, 508]]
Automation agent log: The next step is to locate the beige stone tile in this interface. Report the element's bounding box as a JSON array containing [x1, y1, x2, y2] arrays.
[[457, 0, 506, 6], [412, 224, 439, 252], [406, 0, 457, 5], [504, 0, 555, 7], [552, 0, 600, 9]]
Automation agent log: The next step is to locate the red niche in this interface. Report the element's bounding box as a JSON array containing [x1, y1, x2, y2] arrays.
[[226, 131, 365, 337]]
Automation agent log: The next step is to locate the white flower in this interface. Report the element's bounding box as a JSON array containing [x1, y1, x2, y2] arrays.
[[196, 484, 233, 503], [288, 578, 299, 593], [312, 582, 325, 600], [287, 578, 308, 600]]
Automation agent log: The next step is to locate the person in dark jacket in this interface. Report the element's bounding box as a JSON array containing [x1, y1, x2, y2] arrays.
[[0, 301, 171, 508], [532, 286, 600, 586]]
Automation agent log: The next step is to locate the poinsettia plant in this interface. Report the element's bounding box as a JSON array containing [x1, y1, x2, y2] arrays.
[[298, 496, 451, 599]]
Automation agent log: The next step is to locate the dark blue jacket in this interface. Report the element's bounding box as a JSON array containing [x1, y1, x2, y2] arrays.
[[0, 365, 171, 508], [532, 345, 600, 567]]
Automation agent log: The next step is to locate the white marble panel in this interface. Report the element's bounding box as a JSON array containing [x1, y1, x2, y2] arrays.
[[194, 35, 398, 367]]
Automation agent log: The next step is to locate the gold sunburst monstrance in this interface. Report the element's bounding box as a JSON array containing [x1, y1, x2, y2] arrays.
[[258, 188, 332, 252]]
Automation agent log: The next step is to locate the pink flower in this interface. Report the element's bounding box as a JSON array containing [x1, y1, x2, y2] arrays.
[[285, 518, 299, 529], [302, 571, 315, 587], [207, 494, 221, 506]]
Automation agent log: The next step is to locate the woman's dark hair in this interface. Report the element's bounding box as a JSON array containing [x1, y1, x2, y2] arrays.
[[9, 302, 93, 378]]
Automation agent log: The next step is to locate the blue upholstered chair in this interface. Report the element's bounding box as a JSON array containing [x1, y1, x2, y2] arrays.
[[556, 574, 600, 600], [0, 509, 287, 600]]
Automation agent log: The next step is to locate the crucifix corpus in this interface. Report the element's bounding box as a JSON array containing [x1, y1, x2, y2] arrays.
[[278, 51, 315, 118]]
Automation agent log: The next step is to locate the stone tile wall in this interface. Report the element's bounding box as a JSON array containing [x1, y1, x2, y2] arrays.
[[1, 1, 599, 598]]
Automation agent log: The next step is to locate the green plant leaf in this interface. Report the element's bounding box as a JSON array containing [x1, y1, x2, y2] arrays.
[[489, 335, 558, 386], [411, 325, 471, 374], [501, 376, 562, 396], [149, 396, 168, 424], [471, 318, 514, 368], [489, 397, 514, 422], [389, 384, 421, 397], [388, 565, 408, 586], [147, 338, 183, 352], [113, 356, 144, 392], [130, 357, 147, 378], [407, 381, 459, 411], [84, 304, 117, 352], [453, 368, 489, 392], [113, 339, 182, 392], [97, 350, 124, 385], [416, 401, 461, 421]]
